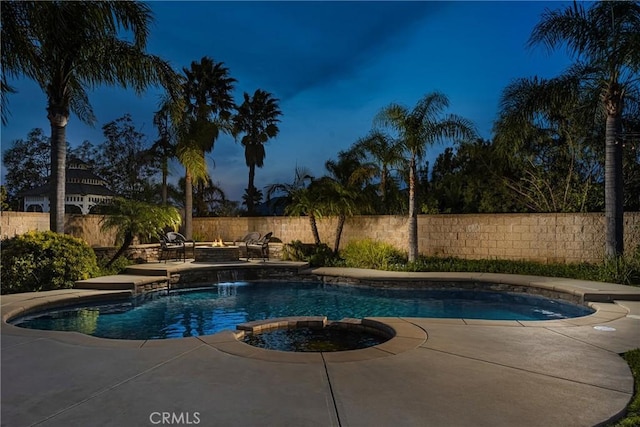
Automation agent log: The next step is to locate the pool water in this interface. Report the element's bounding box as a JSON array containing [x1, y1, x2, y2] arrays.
[[12, 281, 594, 340]]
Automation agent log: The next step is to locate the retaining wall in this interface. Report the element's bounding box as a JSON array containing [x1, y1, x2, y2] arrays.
[[2, 211, 639, 264]]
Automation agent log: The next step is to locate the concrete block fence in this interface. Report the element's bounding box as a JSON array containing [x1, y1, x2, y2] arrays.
[[2, 211, 639, 264]]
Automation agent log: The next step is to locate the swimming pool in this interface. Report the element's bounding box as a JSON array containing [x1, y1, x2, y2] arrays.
[[11, 281, 594, 340]]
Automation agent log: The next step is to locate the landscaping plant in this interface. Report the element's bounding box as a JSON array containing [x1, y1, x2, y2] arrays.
[[282, 240, 338, 267], [100, 198, 182, 268], [613, 349, 640, 426], [0, 231, 99, 294], [340, 239, 407, 270]]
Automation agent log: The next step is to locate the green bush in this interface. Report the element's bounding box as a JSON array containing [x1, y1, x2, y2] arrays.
[[282, 240, 339, 267], [1, 231, 99, 294], [402, 256, 599, 277], [611, 348, 640, 426], [98, 255, 132, 276], [395, 255, 640, 286], [340, 239, 407, 270], [599, 251, 640, 286]]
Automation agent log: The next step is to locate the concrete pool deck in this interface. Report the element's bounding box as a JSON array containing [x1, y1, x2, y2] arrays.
[[2, 262, 640, 426]]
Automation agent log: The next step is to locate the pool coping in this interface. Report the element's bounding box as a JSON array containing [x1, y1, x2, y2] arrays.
[[311, 267, 640, 303], [1, 266, 638, 362]]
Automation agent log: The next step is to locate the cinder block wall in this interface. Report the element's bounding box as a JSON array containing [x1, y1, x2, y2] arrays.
[[194, 213, 640, 263], [0, 212, 49, 239], [1, 212, 117, 247], [417, 213, 640, 263], [65, 214, 118, 247], [2, 211, 639, 263]]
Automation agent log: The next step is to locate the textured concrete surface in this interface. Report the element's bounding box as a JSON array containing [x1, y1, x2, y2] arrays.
[[2, 268, 639, 427]]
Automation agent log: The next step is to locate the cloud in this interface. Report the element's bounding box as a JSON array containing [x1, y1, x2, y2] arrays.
[[150, 2, 442, 101]]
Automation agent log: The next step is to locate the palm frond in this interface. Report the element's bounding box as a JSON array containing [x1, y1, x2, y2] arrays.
[[176, 141, 208, 184], [67, 80, 97, 126], [373, 103, 408, 132]]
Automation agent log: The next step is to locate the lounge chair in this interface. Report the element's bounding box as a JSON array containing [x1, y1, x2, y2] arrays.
[[247, 232, 273, 261], [160, 232, 194, 262], [234, 232, 260, 258]]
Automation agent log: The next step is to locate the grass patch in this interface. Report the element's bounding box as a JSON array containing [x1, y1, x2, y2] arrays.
[[611, 349, 640, 426]]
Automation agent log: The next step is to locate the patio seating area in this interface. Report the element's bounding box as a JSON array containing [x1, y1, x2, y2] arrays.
[[234, 231, 273, 260], [159, 232, 195, 263]]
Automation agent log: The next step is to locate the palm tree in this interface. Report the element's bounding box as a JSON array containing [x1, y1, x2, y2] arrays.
[[322, 149, 376, 253], [266, 167, 324, 245], [232, 89, 282, 215], [178, 57, 236, 238], [192, 178, 227, 217], [494, 74, 603, 213], [151, 105, 177, 205], [100, 198, 181, 268], [528, 0, 640, 256], [375, 92, 476, 262], [352, 130, 405, 213], [242, 186, 263, 213], [1, 1, 179, 233]]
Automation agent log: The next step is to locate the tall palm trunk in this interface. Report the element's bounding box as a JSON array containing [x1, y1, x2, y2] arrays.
[[604, 110, 624, 257], [184, 169, 193, 240], [309, 213, 321, 245], [161, 157, 168, 205], [48, 108, 68, 233], [408, 155, 418, 262], [334, 214, 346, 254], [380, 168, 387, 211], [247, 163, 256, 215]]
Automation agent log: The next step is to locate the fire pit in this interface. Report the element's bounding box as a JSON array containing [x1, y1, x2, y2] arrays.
[[194, 241, 240, 262]]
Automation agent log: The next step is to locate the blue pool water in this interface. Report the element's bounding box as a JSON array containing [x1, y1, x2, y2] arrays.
[[12, 281, 594, 340]]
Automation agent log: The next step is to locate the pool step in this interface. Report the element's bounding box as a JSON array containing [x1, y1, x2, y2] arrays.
[[75, 274, 169, 291], [124, 265, 171, 277]]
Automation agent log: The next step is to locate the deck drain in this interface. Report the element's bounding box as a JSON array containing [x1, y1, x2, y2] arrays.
[[593, 325, 616, 332]]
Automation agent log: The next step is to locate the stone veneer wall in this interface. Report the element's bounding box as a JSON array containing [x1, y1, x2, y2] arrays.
[[2, 211, 639, 264]]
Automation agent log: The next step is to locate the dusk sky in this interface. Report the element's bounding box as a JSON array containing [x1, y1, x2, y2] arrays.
[[1, 1, 574, 202]]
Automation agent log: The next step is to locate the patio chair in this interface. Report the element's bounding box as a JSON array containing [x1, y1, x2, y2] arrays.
[[160, 232, 194, 262], [234, 232, 260, 258], [247, 232, 273, 261]]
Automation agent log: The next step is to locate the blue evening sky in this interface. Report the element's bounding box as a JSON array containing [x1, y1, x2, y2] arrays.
[[1, 1, 574, 202]]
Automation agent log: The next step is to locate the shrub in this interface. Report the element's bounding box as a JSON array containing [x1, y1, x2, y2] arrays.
[[282, 240, 339, 267], [1, 231, 99, 294], [612, 349, 640, 426], [599, 251, 640, 286], [340, 239, 407, 270], [403, 256, 597, 276], [394, 255, 639, 286], [98, 255, 132, 277]]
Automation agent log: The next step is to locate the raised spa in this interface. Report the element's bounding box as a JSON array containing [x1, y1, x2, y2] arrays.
[[10, 281, 594, 340], [238, 317, 393, 352]]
